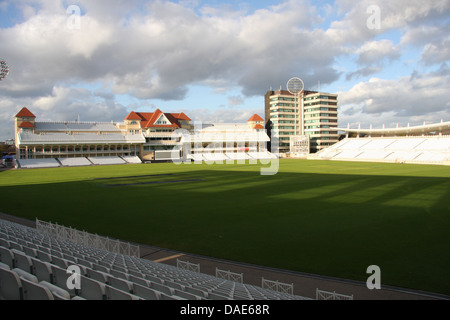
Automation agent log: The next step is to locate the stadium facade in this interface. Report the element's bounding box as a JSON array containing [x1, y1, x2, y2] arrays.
[[13, 107, 275, 168]]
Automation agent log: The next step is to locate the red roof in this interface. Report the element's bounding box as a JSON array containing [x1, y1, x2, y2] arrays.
[[124, 109, 191, 128], [248, 114, 264, 122], [15, 107, 36, 118], [254, 124, 265, 130], [18, 121, 34, 128], [124, 111, 142, 121]]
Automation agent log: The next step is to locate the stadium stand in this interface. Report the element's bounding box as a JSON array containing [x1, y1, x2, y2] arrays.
[[121, 156, 142, 164], [58, 157, 93, 167], [88, 156, 127, 165], [16, 158, 61, 169], [0, 218, 309, 300], [311, 136, 450, 165]]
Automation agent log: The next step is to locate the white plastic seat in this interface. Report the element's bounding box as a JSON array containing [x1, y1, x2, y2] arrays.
[[88, 269, 109, 283], [132, 283, 160, 300], [22, 246, 38, 258], [107, 275, 134, 293], [0, 239, 10, 248], [105, 285, 141, 300], [149, 281, 175, 296], [12, 249, 34, 274], [185, 286, 208, 298], [208, 292, 232, 300], [0, 247, 15, 269], [39, 281, 71, 300], [173, 289, 204, 300], [51, 255, 70, 269], [78, 275, 106, 300], [9, 242, 23, 252], [128, 274, 149, 287], [36, 250, 52, 263], [110, 268, 129, 280], [0, 267, 23, 300], [21, 277, 55, 300], [159, 293, 186, 300], [12, 268, 39, 283], [31, 258, 53, 283], [0, 262, 9, 270]]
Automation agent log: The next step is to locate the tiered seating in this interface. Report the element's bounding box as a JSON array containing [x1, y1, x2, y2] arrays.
[[312, 136, 450, 165], [0, 219, 309, 300], [58, 157, 92, 167], [187, 151, 277, 162], [201, 153, 229, 162], [225, 153, 251, 161], [121, 156, 142, 164], [17, 158, 61, 169], [248, 152, 278, 160], [88, 157, 127, 165]]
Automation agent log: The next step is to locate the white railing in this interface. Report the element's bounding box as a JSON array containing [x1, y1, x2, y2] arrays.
[[261, 278, 294, 295], [176, 259, 201, 273], [215, 268, 243, 283], [35, 218, 140, 257], [316, 289, 353, 300]]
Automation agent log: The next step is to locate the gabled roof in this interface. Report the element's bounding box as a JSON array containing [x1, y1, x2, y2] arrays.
[[18, 121, 35, 128], [124, 111, 142, 121], [16, 107, 36, 118], [254, 124, 265, 130], [124, 109, 191, 128], [173, 112, 191, 121], [248, 114, 264, 122]]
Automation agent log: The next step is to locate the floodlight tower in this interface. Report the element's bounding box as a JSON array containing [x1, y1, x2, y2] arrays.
[[0, 59, 9, 81], [287, 77, 304, 136]]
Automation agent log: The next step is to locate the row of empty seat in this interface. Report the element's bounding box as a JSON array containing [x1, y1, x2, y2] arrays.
[[0, 219, 308, 300], [312, 136, 450, 165], [16, 156, 142, 169], [187, 152, 277, 162]]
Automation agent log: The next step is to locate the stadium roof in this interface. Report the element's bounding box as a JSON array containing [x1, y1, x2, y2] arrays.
[[124, 109, 191, 129], [15, 107, 36, 118], [18, 121, 35, 128], [248, 114, 264, 122], [337, 121, 450, 136]]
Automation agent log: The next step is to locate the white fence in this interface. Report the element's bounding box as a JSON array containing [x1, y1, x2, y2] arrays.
[[176, 259, 201, 273], [35, 218, 140, 257], [261, 278, 294, 295], [215, 268, 243, 283], [316, 289, 354, 300]]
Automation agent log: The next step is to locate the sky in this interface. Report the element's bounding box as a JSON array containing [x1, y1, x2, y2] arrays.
[[0, 0, 449, 140]]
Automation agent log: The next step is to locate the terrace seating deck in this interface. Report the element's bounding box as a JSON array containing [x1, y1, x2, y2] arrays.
[[17, 158, 61, 169], [312, 136, 450, 165], [58, 157, 92, 167], [88, 157, 127, 165], [0, 218, 309, 300]]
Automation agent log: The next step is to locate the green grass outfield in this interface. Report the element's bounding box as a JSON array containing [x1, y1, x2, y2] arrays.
[[1, 159, 449, 295]]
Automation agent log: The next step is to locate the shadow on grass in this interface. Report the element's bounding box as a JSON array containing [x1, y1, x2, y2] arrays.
[[0, 168, 449, 295]]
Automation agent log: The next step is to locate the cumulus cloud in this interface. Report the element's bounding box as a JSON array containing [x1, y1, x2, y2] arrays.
[[0, 0, 449, 140], [338, 70, 450, 126]]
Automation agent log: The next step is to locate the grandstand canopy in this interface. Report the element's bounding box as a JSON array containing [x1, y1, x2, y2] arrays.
[[338, 121, 450, 137]]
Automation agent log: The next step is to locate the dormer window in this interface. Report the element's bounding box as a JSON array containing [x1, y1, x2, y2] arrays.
[[155, 113, 170, 125]]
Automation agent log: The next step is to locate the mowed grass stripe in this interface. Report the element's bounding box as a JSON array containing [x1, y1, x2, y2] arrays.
[[0, 160, 449, 295]]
